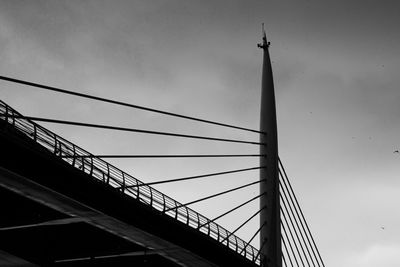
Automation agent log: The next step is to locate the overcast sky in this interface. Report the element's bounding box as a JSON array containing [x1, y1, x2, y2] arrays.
[[1, 1, 400, 266]]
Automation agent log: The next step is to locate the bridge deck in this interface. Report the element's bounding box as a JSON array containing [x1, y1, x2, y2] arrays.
[[0, 100, 261, 267]]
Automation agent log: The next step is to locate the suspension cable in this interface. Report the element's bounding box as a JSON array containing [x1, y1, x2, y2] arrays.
[[4, 115, 265, 146], [254, 238, 267, 266], [164, 180, 262, 212], [221, 207, 265, 244], [282, 249, 289, 267], [280, 192, 311, 267], [279, 158, 325, 267], [281, 221, 300, 267], [281, 235, 295, 267], [240, 221, 266, 255], [198, 193, 264, 229], [0, 75, 266, 134], [280, 206, 306, 267], [60, 154, 267, 159], [279, 171, 318, 267], [121, 166, 264, 189]]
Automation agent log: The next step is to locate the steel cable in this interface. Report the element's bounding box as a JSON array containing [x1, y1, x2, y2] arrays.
[[279, 158, 325, 267], [0, 75, 266, 134], [3, 115, 265, 146]]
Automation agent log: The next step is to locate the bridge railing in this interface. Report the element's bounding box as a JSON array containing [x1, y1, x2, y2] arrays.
[[0, 100, 262, 265]]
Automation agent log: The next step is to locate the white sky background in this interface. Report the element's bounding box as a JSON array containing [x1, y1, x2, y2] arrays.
[[1, 1, 400, 266]]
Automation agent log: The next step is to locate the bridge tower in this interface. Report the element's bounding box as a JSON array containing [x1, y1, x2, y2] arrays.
[[258, 28, 282, 267]]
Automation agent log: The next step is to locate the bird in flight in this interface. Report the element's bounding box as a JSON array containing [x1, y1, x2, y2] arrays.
[[394, 150, 399, 153]]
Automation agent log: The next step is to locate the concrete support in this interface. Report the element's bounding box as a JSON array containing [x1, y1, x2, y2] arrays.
[[259, 31, 281, 267]]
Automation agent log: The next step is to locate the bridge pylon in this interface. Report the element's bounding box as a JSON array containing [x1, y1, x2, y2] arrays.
[[258, 27, 282, 267]]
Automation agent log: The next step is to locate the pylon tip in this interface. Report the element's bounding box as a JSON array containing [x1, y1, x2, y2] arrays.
[[258, 23, 270, 49]]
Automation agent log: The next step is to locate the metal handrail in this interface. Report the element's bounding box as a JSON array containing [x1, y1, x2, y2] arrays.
[[0, 100, 263, 265]]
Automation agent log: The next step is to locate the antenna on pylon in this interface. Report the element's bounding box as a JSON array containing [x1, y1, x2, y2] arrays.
[[258, 23, 270, 49]]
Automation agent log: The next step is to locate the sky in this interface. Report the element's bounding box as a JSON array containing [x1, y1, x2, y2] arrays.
[[1, 1, 400, 266]]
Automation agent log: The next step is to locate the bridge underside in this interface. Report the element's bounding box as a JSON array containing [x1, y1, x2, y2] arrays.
[[0, 167, 185, 267], [0, 119, 258, 267]]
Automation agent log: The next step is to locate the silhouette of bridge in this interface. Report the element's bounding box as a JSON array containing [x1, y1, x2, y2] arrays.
[[0, 33, 325, 267]]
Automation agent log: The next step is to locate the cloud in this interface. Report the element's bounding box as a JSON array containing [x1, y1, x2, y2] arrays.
[[345, 244, 400, 267], [1, 2, 400, 267]]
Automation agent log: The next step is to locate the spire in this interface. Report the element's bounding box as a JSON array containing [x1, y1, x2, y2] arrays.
[[259, 24, 281, 267]]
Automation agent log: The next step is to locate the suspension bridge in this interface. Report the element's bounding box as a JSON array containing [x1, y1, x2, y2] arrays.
[[0, 32, 325, 267]]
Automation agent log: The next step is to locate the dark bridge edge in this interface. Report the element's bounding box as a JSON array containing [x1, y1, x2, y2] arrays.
[[0, 100, 263, 266]]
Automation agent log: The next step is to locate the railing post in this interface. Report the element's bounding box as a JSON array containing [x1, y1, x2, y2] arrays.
[[53, 136, 58, 154], [81, 156, 85, 171], [162, 194, 166, 213], [185, 207, 190, 225], [216, 225, 220, 241], [121, 171, 125, 192], [174, 200, 179, 219], [5, 106, 16, 126], [72, 144, 76, 167], [136, 181, 140, 199], [149, 188, 153, 207], [106, 164, 110, 184], [58, 143, 63, 157], [89, 157, 94, 176], [33, 125, 37, 142], [4, 105, 8, 123], [196, 213, 201, 229], [12, 110, 15, 126], [234, 236, 239, 252], [225, 229, 230, 246]]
